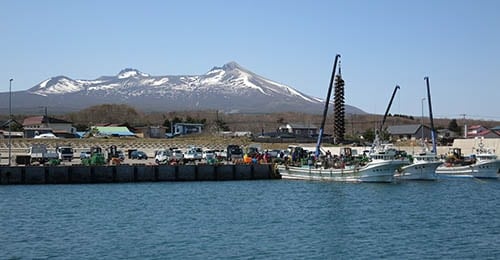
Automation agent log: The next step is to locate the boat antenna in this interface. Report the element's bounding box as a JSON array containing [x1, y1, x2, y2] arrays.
[[425, 76, 437, 153], [315, 54, 341, 158]]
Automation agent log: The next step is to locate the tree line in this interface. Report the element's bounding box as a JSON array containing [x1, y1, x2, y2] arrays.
[[3, 104, 497, 142]]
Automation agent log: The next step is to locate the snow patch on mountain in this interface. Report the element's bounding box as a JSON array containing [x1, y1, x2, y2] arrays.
[[88, 83, 121, 91], [200, 69, 225, 85], [75, 79, 105, 85], [38, 79, 51, 89], [149, 77, 170, 86], [30, 77, 83, 95], [260, 77, 315, 102], [117, 68, 149, 79]]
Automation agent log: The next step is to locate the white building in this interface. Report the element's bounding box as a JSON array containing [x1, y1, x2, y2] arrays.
[[278, 123, 318, 137], [174, 123, 204, 136]]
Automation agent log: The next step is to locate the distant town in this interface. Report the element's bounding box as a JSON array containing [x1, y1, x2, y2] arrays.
[[1, 103, 499, 145]]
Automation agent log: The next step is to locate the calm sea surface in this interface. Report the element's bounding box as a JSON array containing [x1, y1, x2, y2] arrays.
[[1, 178, 500, 259]]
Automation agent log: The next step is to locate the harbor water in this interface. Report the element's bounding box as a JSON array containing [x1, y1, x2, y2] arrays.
[[1, 178, 500, 259]]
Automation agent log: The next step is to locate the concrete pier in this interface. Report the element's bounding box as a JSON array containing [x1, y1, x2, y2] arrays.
[[135, 165, 156, 182], [47, 166, 70, 184], [216, 165, 234, 180], [0, 163, 279, 185], [177, 165, 197, 181], [157, 165, 176, 181], [25, 166, 45, 184], [115, 165, 134, 182], [70, 165, 91, 184]]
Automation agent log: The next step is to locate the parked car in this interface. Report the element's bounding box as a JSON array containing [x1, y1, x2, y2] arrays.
[[155, 149, 172, 164], [268, 149, 282, 158], [202, 149, 216, 160], [80, 151, 91, 159], [184, 146, 203, 161], [130, 150, 148, 160], [117, 150, 125, 161], [171, 149, 184, 161], [227, 145, 243, 161], [214, 149, 227, 160]]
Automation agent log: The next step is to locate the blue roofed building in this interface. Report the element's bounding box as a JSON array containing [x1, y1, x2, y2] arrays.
[[91, 126, 136, 137]]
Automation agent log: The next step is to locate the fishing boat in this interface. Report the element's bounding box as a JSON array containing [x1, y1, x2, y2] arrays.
[[436, 139, 500, 179], [395, 77, 442, 181], [277, 161, 407, 183], [278, 76, 410, 183], [278, 147, 409, 183], [394, 150, 442, 180]]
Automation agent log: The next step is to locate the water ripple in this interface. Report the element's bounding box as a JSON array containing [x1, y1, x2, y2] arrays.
[[1, 179, 500, 259]]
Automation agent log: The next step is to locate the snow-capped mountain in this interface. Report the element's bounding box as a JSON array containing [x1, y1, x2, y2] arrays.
[[1, 62, 365, 114]]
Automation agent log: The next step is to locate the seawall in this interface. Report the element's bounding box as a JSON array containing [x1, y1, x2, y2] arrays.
[[0, 164, 280, 185]]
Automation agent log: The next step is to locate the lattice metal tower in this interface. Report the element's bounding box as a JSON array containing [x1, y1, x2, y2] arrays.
[[333, 63, 345, 144]]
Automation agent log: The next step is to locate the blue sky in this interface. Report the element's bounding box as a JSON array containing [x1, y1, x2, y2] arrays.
[[1, 0, 499, 119]]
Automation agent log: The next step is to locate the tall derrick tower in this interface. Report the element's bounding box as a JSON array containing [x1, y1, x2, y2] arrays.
[[333, 63, 345, 144]]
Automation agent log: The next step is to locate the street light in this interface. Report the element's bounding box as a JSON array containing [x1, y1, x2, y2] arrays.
[[8, 78, 13, 166], [421, 97, 426, 146]]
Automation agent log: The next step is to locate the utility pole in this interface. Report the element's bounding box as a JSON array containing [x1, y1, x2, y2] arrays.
[[460, 113, 467, 138], [421, 97, 426, 145], [216, 110, 219, 133], [8, 78, 13, 166], [44, 106, 49, 128]]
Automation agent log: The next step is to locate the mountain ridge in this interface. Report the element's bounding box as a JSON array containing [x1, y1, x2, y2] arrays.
[[1, 62, 366, 115]]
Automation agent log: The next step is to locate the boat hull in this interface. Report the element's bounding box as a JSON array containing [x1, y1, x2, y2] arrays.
[[277, 160, 407, 183], [395, 161, 443, 181], [435, 160, 500, 179]]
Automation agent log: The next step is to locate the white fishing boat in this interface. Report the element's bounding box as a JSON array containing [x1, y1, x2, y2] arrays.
[[394, 151, 442, 181], [436, 140, 500, 179], [278, 145, 409, 183], [278, 157, 408, 183], [395, 77, 443, 181]]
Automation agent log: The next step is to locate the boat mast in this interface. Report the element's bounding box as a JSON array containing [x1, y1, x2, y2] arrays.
[[315, 54, 341, 158], [424, 76, 437, 153]]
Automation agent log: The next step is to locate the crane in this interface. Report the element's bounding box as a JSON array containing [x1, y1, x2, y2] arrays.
[[372, 85, 400, 150], [315, 54, 341, 158], [425, 77, 437, 153], [379, 85, 400, 135]]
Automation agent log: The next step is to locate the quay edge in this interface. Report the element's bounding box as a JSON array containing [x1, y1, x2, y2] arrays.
[[0, 163, 281, 185]]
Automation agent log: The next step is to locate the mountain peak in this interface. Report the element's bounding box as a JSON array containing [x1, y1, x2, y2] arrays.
[[222, 61, 243, 71], [117, 68, 149, 79]]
